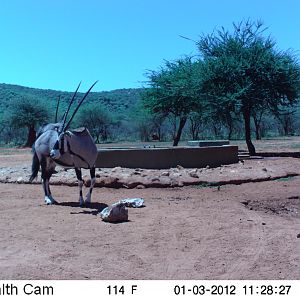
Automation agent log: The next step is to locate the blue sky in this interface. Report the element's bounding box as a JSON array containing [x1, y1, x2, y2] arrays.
[[0, 0, 299, 92]]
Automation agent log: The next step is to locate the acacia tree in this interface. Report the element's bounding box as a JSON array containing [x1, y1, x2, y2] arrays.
[[142, 57, 202, 146], [252, 107, 266, 140], [76, 104, 113, 143], [8, 97, 49, 147], [130, 101, 167, 142], [197, 20, 300, 155], [188, 112, 203, 140], [273, 108, 296, 136]]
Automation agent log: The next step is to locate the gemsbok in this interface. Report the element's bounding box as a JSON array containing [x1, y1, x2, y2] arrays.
[[29, 81, 98, 207]]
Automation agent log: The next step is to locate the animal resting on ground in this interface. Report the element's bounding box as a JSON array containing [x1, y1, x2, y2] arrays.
[[29, 81, 98, 206]]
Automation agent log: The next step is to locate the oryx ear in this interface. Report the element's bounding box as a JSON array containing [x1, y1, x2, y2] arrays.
[[64, 81, 98, 131]]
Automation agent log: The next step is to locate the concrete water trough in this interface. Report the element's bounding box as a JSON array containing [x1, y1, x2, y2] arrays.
[[187, 140, 230, 147], [96, 145, 238, 169]]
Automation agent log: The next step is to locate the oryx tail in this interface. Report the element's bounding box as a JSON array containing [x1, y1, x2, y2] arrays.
[[30, 148, 40, 182]]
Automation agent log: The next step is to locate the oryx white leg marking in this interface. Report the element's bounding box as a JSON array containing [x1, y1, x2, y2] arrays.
[[85, 167, 96, 204], [43, 178, 56, 205], [85, 178, 95, 204], [75, 168, 84, 206]]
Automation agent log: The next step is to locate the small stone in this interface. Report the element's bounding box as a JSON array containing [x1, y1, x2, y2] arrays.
[[171, 173, 181, 178], [119, 198, 145, 207], [189, 171, 199, 178], [161, 171, 170, 176], [111, 167, 122, 172], [151, 177, 160, 182], [297, 233, 300, 238], [121, 173, 131, 179], [262, 222, 266, 225], [99, 203, 128, 223], [136, 184, 145, 189]]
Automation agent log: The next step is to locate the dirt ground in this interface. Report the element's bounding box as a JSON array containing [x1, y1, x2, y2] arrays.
[[0, 143, 299, 280]]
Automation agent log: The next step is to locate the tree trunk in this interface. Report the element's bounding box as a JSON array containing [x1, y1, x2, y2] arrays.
[[227, 127, 232, 140], [227, 120, 233, 140], [282, 115, 293, 136], [252, 113, 263, 140], [173, 117, 187, 146], [102, 125, 108, 141], [283, 123, 289, 136], [243, 108, 256, 156], [158, 127, 162, 142], [190, 121, 200, 140], [225, 112, 233, 140], [25, 125, 36, 147], [212, 124, 219, 138], [254, 124, 261, 140]]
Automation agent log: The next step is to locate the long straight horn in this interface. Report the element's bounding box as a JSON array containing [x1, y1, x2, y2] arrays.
[[55, 95, 61, 122], [60, 81, 82, 132], [64, 81, 98, 131]]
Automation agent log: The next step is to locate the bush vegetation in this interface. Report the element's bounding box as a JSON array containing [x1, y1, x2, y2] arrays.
[[1, 20, 300, 151]]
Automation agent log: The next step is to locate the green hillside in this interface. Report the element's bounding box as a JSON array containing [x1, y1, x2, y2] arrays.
[[1, 82, 299, 147], [0, 83, 143, 120]]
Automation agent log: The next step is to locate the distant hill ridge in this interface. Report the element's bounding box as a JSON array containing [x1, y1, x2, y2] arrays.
[[0, 83, 143, 116]]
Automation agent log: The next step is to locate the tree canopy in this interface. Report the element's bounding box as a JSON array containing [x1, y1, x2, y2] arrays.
[[142, 57, 204, 145], [197, 20, 300, 154], [76, 104, 115, 143], [1, 20, 300, 148], [7, 97, 50, 146]]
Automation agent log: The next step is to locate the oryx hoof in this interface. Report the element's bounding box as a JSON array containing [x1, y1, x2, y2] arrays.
[[79, 197, 84, 207], [44, 196, 57, 205], [84, 201, 91, 208]]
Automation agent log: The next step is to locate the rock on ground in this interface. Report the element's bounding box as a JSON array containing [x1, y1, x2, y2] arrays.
[[0, 157, 299, 188]]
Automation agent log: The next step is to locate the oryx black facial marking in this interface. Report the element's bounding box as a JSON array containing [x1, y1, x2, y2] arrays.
[[53, 140, 59, 151], [29, 81, 98, 206]]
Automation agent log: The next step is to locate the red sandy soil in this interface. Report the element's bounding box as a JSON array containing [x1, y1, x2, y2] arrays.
[[0, 146, 299, 280]]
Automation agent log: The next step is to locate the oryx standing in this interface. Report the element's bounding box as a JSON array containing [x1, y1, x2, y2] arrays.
[[29, 82, 98, 206]]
